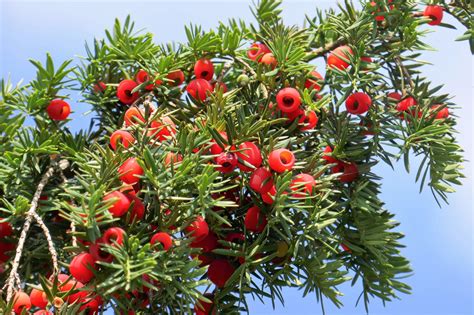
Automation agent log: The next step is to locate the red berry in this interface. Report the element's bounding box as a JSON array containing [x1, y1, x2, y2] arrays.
[[117, 79, 139, 105], [215, 152, 238, 173], [299, 110, 319, 130], [276, 88, 301, 113], [305, 71, 323, 91], [13, 291, 31, 314], [283, 108, 304, 122], [424, 5, 443, 26], [103, 227, 126, 246], [93, 81, 107, 93], [47, 99, 71, 120], [209, 131, 229, 155], [127, 194, 145, 222], [69, 252, 97, 283], [33, 310, 53, 315], [79, 296, 102, 313], [0, 241, 15, 261], [345, 92, 372, 115], [166, 70, 185, 86], [387, 91, 402, 101], [268, 148, 296, 173], [396, 97, 417, 112], [186, 79, 213, 101], [261, 184, 277, 205], [89, 239, 113, 263], [118, 157, 144, 185], [249, 167, 274, 193], [110, 130, 134, 150], [194, 293, 217, 315], [327, 45, 353, 70], [103, 191, 131, 217], [431, 105, 449, 119], [247, 43, 271, 62], [332, 162, 359, 183], [124, 107, 146, 126], [244, 206, 267, 233], [149, 116, 177, 141], [208, 259, 235, 288], [150, 232, 173, 251], [212, 81, 228, 93], [290, 173, 316, 198], [194, 58, 215, 81], [0, 219, 13, 237], [190, 231, 218, 253], [185, 216, 209, 242], [236, 142, 262, 172], [30, 288, 48, 308], [164, 152, 183, 166], [260, 53, 277, 69], [135, 69, 150, 84]]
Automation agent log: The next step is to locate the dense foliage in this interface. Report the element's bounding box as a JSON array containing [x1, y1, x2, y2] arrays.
[[0, 0, 470, 314]]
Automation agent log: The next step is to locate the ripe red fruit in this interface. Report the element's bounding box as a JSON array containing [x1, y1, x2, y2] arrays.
[[322, 146, 337, 164], [33, 310, 53, 315], [166, 70, 185, 86], [387, 91, 402, 101], [327, 45, 353, 70], [127, 194, 145, 222], [185, 216, 209, 242], [208, 259, 235, 288], [149, 116, 177, 141], [332, 162, 359, 183], [79, 296, 102, 313], [13, 291, 31, 314], [0, 241, 15, 261], [244, 206, 267, 233], [249, 167, 274, 193], [190, 231, 218, 253], [431, 105, 449, 119], [103, 227, 126, 246], [117, 79, 139, 105], [194, 294, 217, 315], [276, 88, 301, 113], [164, 152, 183, 166], [135, 69, 150, 84], [345, 92, 372, 115], [46, 99, 71, 121], [89, 239, 113, 263], [69, 252, 97, 283], [150, 232, 173, 251], [236, 142, 262, 172], [215, 152, 238, 173], [30, 288, 48, 308], [284, 108, 304, 122], [268, 148, 296, 173], [247, 42, 271, 61], [186, 79, 213, 101], [209, 131, 229, 155], [110, 130, 134, 150], [194, 58, 215, 81], [93, 81, 107, 93], [424, 5, 443, 26], [396, 97, 417, 112], [290, 173, 316, 198], [124, 107, 146, 126], [0, 219, 13, 237], [305, 71, 324, 91], [212, 81, 228, 93], [299, 110, 319, 131], [260, 53, 277, 69], [103, 191, 131, 217], [118, 157, 144, 185], [261, 184, 277, 205]]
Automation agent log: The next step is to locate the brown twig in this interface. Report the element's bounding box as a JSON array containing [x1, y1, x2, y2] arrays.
[[305, 38, 346, 61], [394, 56, 415, 93]]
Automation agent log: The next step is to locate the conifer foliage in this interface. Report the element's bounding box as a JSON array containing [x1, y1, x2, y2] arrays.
[[0, 0, 470, 314]]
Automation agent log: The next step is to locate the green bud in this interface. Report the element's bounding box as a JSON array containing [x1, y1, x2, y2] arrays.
[[237, 74, 250, 86]]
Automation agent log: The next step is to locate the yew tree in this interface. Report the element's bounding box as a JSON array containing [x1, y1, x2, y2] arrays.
[[0, 0, 470, 314]]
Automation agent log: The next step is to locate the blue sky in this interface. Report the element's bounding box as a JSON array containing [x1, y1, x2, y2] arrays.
[[1, 1, 472, 314]]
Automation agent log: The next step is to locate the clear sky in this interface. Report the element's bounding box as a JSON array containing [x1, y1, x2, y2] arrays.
[[0, 1, 472, 314]]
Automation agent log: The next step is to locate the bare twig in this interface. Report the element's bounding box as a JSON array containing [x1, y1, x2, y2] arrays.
[[394, 56, 415, 93], [305, 38, 346, 61], [4, 163, 56, 301]]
